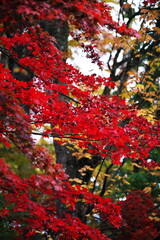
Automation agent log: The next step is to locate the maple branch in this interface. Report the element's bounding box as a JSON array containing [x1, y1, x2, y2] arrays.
[[126, 9, 141, 26], [99, 162, 113, 197], [116, 50, 134, 67], [91, 158, 106, 194], [31, 131, 93, 141], [107, 44, 115, 71], [100, 158, 125, 197], [0, 46, 34, 76], [84, 157, 110, 216], [0, 47, 80, 104], [56, 91, 80, 104], [30, 131, 159, 141], [0, 186, 13, 193], [122, 5, 160, 27]]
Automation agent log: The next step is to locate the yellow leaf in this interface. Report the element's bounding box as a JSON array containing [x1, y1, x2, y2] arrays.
[[13, 67, 20, 73], [105, 69, 111, 73], [68, 39, 78, 47], [132, 163, 141, 168], [154, 166, 160, 170], [145, 98, 154, 103], [143, 187, 152, 193], [136, 84, 144, 90], [123, 179, 130, 185], [83, 153, 92, 159], [67, 146, 74, 151], [70, 178, 82, 184], [120, 92, 130, 99]]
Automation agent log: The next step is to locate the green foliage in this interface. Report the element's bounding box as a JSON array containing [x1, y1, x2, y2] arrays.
[[0, 143, 35, 178]]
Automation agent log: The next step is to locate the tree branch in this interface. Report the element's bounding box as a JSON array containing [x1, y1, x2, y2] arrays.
[[0, 47, 80, 104]]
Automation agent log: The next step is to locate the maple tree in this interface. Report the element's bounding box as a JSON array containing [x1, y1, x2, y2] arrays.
[[0, 0, 160, 239]]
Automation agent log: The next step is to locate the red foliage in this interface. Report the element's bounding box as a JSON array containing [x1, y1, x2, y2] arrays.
[[0, 158, 121, 239], [117, 191, 159, 240], [1, 0, 138, 37], [143, 0, 157, 5], [0, 0, 159, 239]]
